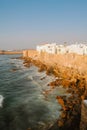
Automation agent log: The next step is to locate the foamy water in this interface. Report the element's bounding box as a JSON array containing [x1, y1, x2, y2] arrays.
[[0, 95, 4, 107], [0, 55, 68, 130]]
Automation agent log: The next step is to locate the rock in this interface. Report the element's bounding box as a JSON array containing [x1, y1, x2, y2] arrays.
[[11, 68, 18, 72], [58, 120, 64, 127]]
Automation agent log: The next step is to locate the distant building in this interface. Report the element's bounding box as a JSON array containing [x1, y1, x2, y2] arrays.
[[36, 43, 57, 54], [36, 43, 87, 55], [56, 44, 68, 54], [67, 44, 87, 55]]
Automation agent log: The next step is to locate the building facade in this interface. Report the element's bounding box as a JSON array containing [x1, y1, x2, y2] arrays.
[[36, 43, 87, 55], [36, 43, 57, 54]]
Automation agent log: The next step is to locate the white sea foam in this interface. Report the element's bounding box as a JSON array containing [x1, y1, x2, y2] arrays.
[[27, 76, 33, 80], [0, 95, 4, 107]]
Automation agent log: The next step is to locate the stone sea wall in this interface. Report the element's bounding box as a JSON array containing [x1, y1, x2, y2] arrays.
[[23, 50, 87, 75]]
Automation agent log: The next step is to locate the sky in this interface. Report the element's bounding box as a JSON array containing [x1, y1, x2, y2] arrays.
[[0, 0, 87, 50]]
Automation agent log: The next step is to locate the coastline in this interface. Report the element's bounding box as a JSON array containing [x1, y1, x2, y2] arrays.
[[0, 51, 23, 55], [0, 55, 66, 130], [22, 50, 87, 130]]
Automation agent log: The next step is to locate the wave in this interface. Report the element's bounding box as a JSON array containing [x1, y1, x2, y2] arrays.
[[0, 95, 4, 108]]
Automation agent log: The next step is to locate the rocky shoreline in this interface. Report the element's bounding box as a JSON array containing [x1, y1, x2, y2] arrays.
[[21, 51, 87, 130]]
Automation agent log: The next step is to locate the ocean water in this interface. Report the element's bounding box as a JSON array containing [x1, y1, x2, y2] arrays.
[[0, 55, 68, 130]]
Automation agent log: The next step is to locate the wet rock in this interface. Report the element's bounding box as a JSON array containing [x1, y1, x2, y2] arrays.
[[11, 68, 18, 72], [40, 76, 46, 80], [80, 100, 87, 130]]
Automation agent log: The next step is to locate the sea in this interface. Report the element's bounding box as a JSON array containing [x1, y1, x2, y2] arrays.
[[0, 54, 68, 130]]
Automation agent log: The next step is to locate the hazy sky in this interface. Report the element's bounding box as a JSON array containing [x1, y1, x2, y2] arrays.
[[0, 0, 87, 50]]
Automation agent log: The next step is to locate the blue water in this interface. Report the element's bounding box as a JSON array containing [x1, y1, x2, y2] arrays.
[[0, 55, 68, 130]]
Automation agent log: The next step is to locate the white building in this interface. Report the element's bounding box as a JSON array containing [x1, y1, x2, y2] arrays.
[[67, 43, 87, 55], [36, 43, 87, 55], [56, 44, 68, 54], [36, 43, 57, 54]]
